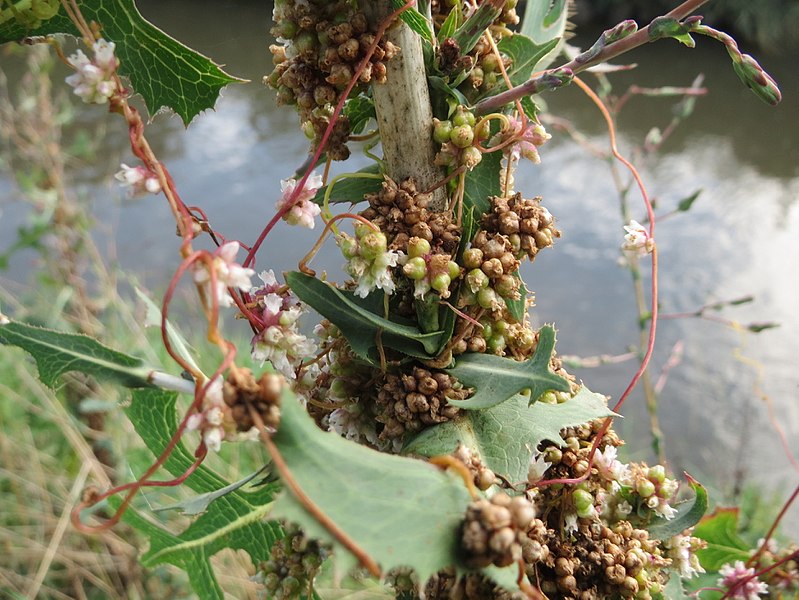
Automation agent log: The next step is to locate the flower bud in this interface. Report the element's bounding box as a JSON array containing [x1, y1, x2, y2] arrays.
[[647, 465, 666, 483]]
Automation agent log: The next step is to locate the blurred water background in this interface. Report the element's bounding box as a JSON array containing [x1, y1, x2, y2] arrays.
[[1, 0, 797, 532]]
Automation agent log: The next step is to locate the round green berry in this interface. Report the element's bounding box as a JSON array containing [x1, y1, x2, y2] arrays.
[[403, 256, 427, 280], [452, 108, 476, 127], [408, 237, 431, 259], [450, 124, 475, 149], [431, 273, 452, 294], [433, 119, 453, 144]]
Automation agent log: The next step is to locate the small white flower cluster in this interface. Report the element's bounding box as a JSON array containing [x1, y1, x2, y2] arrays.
[[250, 270, 316, 378], [718, 560, 769, 599], [337, 225, 402, 298], [192, 241, 255, 308], [490, 116, 551, 165], [114, 163, 161, 196], [65, 39, 118, 104], [622, 219, 655, 256], [276, 173, 323, 229], [185, 377, 260, 452], [664, 533, 706, 579], [185, 378, 228, 452]]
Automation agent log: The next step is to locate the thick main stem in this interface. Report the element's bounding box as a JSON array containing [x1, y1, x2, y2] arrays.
[[361, 1, 446, 210]]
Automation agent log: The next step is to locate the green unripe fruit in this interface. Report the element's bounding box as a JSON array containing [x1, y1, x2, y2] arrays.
[[647, 465, 666, 484], [463, 247, 483, 269], [281, 576, 301, 595], [274, 19, 298, 39], [539, 391, 558, 404], [359, 231, 387, 260], [338, 235, 358, 259], [302, 120, 315, 139], [495, 274, 518, 297], [636, 479, 656, 498], [461, 146, 483, 169], [494, 319, 508, 334], [544, 446, 562, 463], [431, 273, 452, 294], [329, 377, 350, 399], [477, 287, 499, 309], [450, 124, 474, 149], [294, 31, 318, 55], [481, 321, 493, 340], [515, 329, 536, 350], [452, 108, 476, 127], [447, 260, 461, 280], [466, 268, 489, 292], [433, 119, 453, 144], [403, 256, 427, 280], [408, 237, 431, 258], [483, 71, 498, 89], [482, 53, 501, 73], [573, 489, 594, 511], [486, 334, 506, 354]]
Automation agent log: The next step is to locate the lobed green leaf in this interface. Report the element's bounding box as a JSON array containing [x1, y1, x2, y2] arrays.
[[446, 325, 570, 410], [495, 35, 560, 89], [270, 389, 474, 584], [519, 0, 569, 70], [0, 0, 243, 125], [404, 386, 615, 483], [123, 388, 281, 597], [392, 0, 434, 46]]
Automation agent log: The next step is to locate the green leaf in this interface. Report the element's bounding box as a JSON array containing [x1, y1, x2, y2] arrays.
[[451, 1, 502, 55], [519, 0, 569, 70], [519, 95, 539, 120], [446, 325, 570, 409], [311, 164, 382, 206], [495, 35, 560, 89], [646, 474, 708, 539], [463, 147, 501, 218], [503, 274, 528, 323], [659, 574, 690, 600], [153, 467, 270, 516], [0, 0, 243, 125], [0, 320, 154, 388], [404, 386, 615, 482], [676, 189, 702, 212], [287, 271, 445, 362], [692, 508, 751, 570], [392, 0, 434, 46], [122, 388, 281, 597], [270, 389, 474, 584], [428, 75, 469, 119], [344, 95, 377, 135], [111, 498, 225, 600], [437, 6, 460, 43]]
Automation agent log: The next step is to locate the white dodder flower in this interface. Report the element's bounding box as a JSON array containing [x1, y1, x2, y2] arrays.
[[65, 39, 118, 104], [337, 227, 402, 298], [115, 163, 162, 196], [276, 173, 323, 228], [528, 453, 551, 483], [250, 270, 316, 377], [718, 561, 769, 599], [185, 378, 227, 452], [622, 219, 655, 255], [193, 241, 255, 308], [665, 534, 705, 579]]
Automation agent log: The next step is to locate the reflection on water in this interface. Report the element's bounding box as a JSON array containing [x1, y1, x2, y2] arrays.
[[1, 1, 797, 529]]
